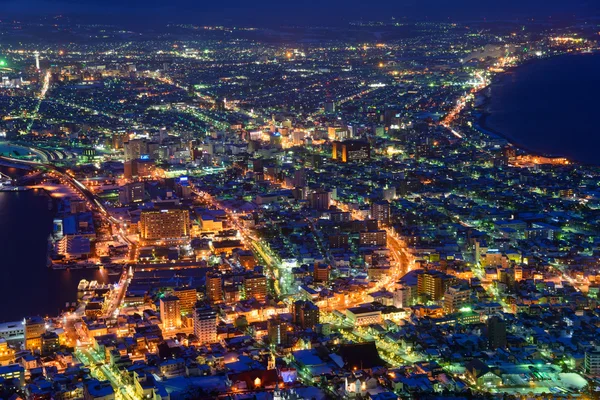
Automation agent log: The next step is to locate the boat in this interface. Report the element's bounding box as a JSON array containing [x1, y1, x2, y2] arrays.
[[77, 279, 89, 291]]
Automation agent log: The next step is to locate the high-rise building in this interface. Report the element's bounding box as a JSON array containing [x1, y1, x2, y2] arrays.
[[267, 316, 292, 346], [487, 316, 507, 349], [328, 126, 346, 141], [443, 286, 472, 314], [328, 234, 349, 249], [332, 140, 370, 163], [124, 160, 137, 180], [173, 287, 197, 316], [585, 350, 600, 375], [309, 191, 331, 211], [25, 316, 45, 352], [293, 300, 320, 329], [359, 230, 387, 247], [393, 286, 414, 308], [224, 285, 241, 304], [206, 273, 223, 303], [139, 207, 190, 243], [194, 306, 217, 345], [416, 271, 457, 301], [41, 331, 60, 356], [313, 263, 330, 283], [370, 201, 390, 226], [292, 169, 307, 188], [324, 100, 336, 113], [159, 296, 181, 331], [243, 274, 267, 301], [124, 139, 149, 162], [119, 182, 145, 205], [292, 130, 305, 146]]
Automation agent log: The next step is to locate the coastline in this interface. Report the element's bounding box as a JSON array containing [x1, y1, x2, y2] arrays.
[[469, 50, 600, 166]]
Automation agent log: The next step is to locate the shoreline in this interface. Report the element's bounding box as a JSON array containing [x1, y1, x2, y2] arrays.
[[468, 51, 600, 167]]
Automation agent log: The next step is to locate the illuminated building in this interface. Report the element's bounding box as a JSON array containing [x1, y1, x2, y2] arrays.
[[313, 263, 330, 283], [139, 207, 190, 243], [55, 236, 91, 259], [25, 316, 45, 352], [173, 287, 197, 316], [206, 273, 223, 303], [359, 230, 387, 247], [111, 132, 128, 150], [243, 274, 267, 301], [0, 339, 15, 366], [393, 286, 414, 308], [370, 201, 390, 226], [585, 350, 600, 375], [199, 214, 223, 232], [136, 159, 155, 178], [443, 286, 472, 314], [124, 160, 137, 180], [332, 140, 370, 163], [238, 250, 257, 270], [292, 300, 319, 329], [224, 285, 241, 304], [119, 182, 145, 205], [346, 306, 382, 327], [210, 239, 244, 256], [328, 126, 347, 141], [417, 271, 457, 301], [270, 131, 282, 148], [456, 310, 482, 325], [0, 364, 24, 387], [124, 139, 153, 162], [41, 331, 60, 356], [267, 316, 292, 346], [292, 130, 305, 146], [160, 296, 181, 330], [69, 198, 87, 214], [193, 306, 217, 345]]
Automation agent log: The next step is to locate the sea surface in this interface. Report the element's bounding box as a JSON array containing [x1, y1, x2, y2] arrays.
[[0, 173, 112, 323], [485, 52, 600, 165]]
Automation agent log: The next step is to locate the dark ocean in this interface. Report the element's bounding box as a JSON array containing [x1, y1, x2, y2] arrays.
[[485, 52, 600, 165], [0, 187, 111, 322]]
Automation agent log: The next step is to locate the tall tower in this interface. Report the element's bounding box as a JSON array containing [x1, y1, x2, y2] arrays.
[[34, 51, 40, 70], [159, 296, 181, 331]]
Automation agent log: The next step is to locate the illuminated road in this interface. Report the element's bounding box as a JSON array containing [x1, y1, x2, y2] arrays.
[[25, 70, 51, 133], [440, 70, 487, 137], [76, 347, 137, 400], [190, 185, 287, 294]]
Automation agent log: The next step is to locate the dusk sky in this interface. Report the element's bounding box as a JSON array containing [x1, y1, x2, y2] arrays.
[[2, 0, 597, 24]]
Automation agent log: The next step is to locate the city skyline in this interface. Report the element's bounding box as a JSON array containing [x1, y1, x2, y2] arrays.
[[0, 7, 598, 400]]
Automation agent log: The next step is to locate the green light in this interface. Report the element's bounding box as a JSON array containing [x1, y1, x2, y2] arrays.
[[0, 60, 6, 67], [459, 307, 472, 313]]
